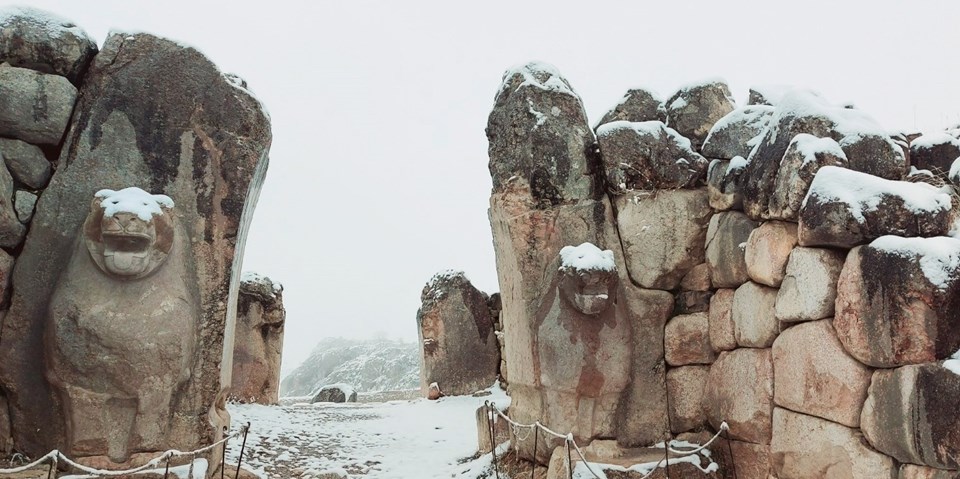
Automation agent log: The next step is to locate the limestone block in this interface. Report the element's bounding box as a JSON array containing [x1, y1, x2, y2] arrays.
[[666, 366, 709, 434], [707, 158, 744, 211], [0, 65, 76, 145], [0, 138, 52, 189], [0, 6, 97, 83], [708, 288, 737, 352], [615, 190, 711, 290], [596, 88, 662, 127], [732, 281, 779, 348], [706, 211, 759, 288], [770, 407, 896, 479], [663, 80, 736, 150], [745, 221, 798, 287], [704, 349, 773, 444], [860, 364, 960, 469], [767, 134, 847, 221], [772, 320, 872, 427], [701, 105, 774, 160], [834, 239, 960, 367], [665, 313, 715, 366], [680, 263, 711, 291], [775, 247, 845, 322], [598, 121, 709, 192], [911, 132, 960, 178]]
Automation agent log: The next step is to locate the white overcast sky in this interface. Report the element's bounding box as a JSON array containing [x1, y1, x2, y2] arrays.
[[20, 0, 960, 372]]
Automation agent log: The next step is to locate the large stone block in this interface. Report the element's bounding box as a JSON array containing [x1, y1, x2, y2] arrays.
[[0, 65, 77, 145], [701, 105, 773, 160], [615, 190, 711, 289], [666, 366, 708, 434], [0, 138, 52, 189], [705, 211, 759, 288], [744, 220, 798, 287], [798, 166, 953, 248], [0, 6, 97, 83], [707, 158, 744, 211], [596, 88, 662, 127], [708, 288, 737, 352], [772, 320, 872, 427], [910, 132, 960, 177], [732, 281, 779, 348], [834, 238, 960, 367], [767, 134, 847, 221], [704, 348, 773, 444], [775, 247, 845, 322], [229, 273, 285, 405], [770, 407, 896, 479], [417, 271, 499, 397], [860, 364, 960, 470], [713, 438, 771, 479], [0, 32, 270, 462], [663, 80, 736, 150], [665, 313, 715, 366], [597, 121, 709, 193], [487, 62, 596, 205]]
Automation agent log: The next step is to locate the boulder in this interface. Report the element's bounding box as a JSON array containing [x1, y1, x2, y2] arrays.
[[776, 247, 845, 322], [772, 320, 872, 427], [0, 162, 24, 247], [417, 271, 499, 397], [744, 221, 798, 287], [596, 88, 662, 127], [680, 263, 711, 291], [910, 132, 960, 177], [0, 138, 51, 189], [13, 190, 36, 223], [741, 90, 906, 220], [487, 62, 596, 206], [230, 272, 285, 405], [0, 32, 271, 460], [770, 407, 896, 479], [675, 291, 712, 314], [834, 238, 960, 367], [898, 464, 960, 479], [860, 363, 960, 469], [705, 211, 759, 288], [713, 438, 771, 479], [597, 121, 709, 193], [704, 348, 773, 444], [666, 366, 709, 434], [708, 289, 736, 352], [310, 384, 357, 404], [701, 105, 774, 159], [798, 166, 953, 248], [732, 281, 779, 348], [663, 80, 736, 150], [0, 65, 77, 145], [767, 134, 848, 221], [614, 190, 711, 289], [665, 313, 715, 366], [706, 157, 745, 211], [0, 6, 97, 83]]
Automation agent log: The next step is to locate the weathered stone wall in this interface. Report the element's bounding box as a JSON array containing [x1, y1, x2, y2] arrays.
[[0, 7, 271, 476], [486, 63, 960, 478]]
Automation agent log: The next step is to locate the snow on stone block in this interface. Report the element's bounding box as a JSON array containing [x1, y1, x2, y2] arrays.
[[701, 105, 774, 160], [834, 238, 960, 368], [310, 383, 357, 403], [0, 6, 98, 83], [94, 187, 174, 221], [559, 242, 616, 272], [861, 363, 960, 469], [597, 120, 709, 192], [595, 87, 662, 128], [798, 166, 953, 248], [662, 79, 736, 150], [768, 134, 848, 221], [911, 131, 960, 177], [748, 85, 792, 106]]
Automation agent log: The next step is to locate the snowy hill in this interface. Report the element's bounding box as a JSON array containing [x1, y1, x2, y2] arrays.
[[280, 338, 420, 396]]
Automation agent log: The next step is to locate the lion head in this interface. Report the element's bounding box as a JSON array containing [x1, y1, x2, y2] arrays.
[[558, 243, 619, 316], [83, 187, 175, 280]]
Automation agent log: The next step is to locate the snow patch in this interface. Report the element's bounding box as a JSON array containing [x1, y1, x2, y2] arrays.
[[912, 131, 960, 150], [95, 187, 174, 221], [499, 61, 579, 99], [772, 90, 892, 142], [596, 120, 694, 151], [560, 243, 616, 272], [749, 84, 793, 105], [945, 349, 960, 376], [0, 6, 92, 41], [728, 155, 748, 171], [703, 105, 774, 145], [241, 271, 283, 294], [790, 133, 847, 167], [870, 236, 960, 291], [803, 166, 952, 222]]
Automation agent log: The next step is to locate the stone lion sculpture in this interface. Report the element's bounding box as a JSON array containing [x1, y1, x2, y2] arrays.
[[45, 187, 199, 463]]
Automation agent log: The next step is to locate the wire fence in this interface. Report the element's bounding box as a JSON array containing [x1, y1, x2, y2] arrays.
[[0, 422, 251, 479], [483, 400, 730, 479]]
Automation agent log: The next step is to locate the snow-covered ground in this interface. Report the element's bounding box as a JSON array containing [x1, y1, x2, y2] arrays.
[[225, 386, 511, 478]]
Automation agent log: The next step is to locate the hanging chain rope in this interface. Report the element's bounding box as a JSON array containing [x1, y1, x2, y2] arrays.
[[0, 423, 250, 478], [485, 400, 730, 479]]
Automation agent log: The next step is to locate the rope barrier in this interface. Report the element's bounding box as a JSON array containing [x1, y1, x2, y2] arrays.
[[485, 401, 729, 479], [0, 423, 249, 477]]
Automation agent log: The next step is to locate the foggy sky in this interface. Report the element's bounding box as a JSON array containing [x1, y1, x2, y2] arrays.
[[22, 0, 960, 372]]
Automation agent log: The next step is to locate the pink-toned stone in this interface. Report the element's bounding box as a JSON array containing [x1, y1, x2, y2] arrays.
[[732, 282, 779, 348], [899, 464, 960, 479], [772, 320, 872, 427], [704, 349, 773, 444], [714, 438, 772, 479], [681, 263, 712, 291], [665, 313, 715, 366], [745, 221, 798, 287], [666, 366, 709, 434], [709, 289, 737, 352]]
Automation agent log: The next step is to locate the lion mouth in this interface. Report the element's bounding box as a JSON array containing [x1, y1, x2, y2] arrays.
[[102, 233, 152, 274]]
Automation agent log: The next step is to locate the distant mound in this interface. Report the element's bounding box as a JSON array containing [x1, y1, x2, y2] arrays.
[[280, 338, 419, 397]]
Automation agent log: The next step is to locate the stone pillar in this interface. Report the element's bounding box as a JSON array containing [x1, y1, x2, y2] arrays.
[[230, 273, 285, 405]]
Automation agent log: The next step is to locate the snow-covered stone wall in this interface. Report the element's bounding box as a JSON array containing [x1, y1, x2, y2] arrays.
[[486, 62, 960, 478]]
